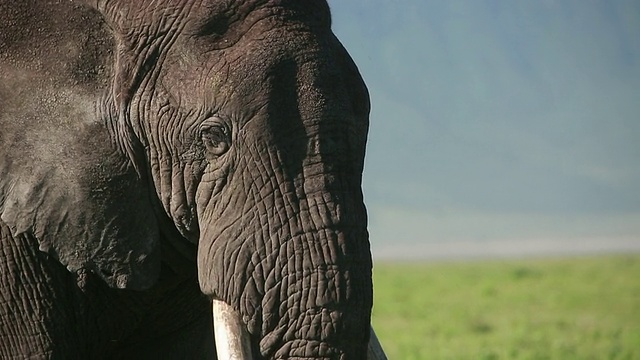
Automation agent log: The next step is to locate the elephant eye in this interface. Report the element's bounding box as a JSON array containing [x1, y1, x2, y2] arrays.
[[197, 16, 229, 38], [200, 123, 231, 156]]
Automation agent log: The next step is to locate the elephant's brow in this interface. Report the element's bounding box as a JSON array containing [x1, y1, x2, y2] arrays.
[[193, 0, 259, 28]]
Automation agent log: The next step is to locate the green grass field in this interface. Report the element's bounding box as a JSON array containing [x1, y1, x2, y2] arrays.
[[371, 255, 640, 359]]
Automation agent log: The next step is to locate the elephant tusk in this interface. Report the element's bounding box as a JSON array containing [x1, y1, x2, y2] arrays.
[[213, 299, 385, 359], [212, 298, 253, 359], [367, 326, 387, 360]]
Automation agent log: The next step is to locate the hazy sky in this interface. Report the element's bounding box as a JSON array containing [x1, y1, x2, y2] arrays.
[[327, 0, 640, 257]]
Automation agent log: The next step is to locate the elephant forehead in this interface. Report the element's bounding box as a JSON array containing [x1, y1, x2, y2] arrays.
[[156, 8, 338, 123], [188, 0, 331, 27], [105, 0, 330, 35]]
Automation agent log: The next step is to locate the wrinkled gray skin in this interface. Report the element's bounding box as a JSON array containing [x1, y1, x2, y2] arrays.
[[0, 0, 372, 358]]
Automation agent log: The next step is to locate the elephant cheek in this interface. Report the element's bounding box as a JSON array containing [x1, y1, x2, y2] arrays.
[[196, 222, 252, 301]]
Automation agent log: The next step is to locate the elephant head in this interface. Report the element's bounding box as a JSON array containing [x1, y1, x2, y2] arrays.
[[0, 0, 382, 358]]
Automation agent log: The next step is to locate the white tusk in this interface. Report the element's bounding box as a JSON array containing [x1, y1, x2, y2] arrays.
[[367, 326, 387, 360], [213, 300, 384, 359], [212, 298, 253, 360]]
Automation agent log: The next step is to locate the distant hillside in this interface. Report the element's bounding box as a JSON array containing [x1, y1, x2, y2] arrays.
[[328, 0, 640, 253]]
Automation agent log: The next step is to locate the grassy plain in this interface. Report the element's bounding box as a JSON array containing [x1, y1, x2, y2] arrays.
[[371, 255, 640, 359]]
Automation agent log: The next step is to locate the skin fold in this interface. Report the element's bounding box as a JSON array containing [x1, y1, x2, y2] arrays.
[[0, 0, 373, 358]]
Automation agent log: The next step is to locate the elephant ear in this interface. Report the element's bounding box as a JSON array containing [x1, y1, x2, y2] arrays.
[[0, 2, 160, 290]]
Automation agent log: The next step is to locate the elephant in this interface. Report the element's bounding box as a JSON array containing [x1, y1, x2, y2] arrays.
[[0, 0, 386, 359]]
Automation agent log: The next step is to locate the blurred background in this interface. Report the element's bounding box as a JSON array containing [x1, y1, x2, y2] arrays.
[[327, 0, 640, 261], [326, 1, 640, 358]]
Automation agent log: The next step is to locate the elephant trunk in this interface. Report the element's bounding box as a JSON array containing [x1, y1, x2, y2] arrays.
[[197, 135, 374, 357], [199, 207, 373, 356]]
